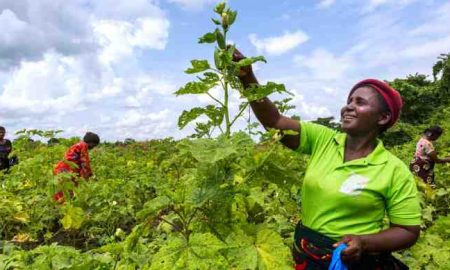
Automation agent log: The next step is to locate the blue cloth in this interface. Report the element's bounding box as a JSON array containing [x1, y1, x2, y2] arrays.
[[328, 243, 348, 270]]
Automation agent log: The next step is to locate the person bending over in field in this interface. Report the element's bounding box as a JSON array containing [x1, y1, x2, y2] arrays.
[[53, 132, 100, 202], [410, 126, 450, 188], [233, 48, 420, 270], [0, 126, 12, 171]]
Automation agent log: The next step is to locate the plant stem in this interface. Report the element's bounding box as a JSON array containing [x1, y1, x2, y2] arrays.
[[224, 80, 230, 137], [222, 29, 231, 137], [230, 102, 249, 127], [207, 92, 224, 106]]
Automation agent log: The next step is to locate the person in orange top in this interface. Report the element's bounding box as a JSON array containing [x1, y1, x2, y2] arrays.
[[53, 132, 100, 202]]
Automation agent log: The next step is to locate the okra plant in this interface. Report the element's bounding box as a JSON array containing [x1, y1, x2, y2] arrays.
[[175, 1, 290, 138]]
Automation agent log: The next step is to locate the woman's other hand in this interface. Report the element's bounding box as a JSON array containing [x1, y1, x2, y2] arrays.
[[334, 235, 365, 263]]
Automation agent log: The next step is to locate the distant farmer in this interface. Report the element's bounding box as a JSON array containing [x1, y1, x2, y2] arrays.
[[233, 48, 421, 269], [410, 126, 450, 187], [0, 126, 12, 171], [53, 132, 100, 202]]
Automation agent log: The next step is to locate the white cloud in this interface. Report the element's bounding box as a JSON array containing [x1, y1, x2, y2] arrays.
[[400, 36, 450, 59], [368, 0, 390, 9], [0, 0, 178, 141], [93, 17, 169, 65], [0, 1, 94, 69], [288, 91, 333, 120], [114, 109, 175, 140], [317, 0, 335, 9], [365, 0, 419, 12], [249, 30, 309, 56], [1, 52, 89, 115], [409, 2, 450, 37], [294, 49, 354, 81], [167, 0, 218, 10]]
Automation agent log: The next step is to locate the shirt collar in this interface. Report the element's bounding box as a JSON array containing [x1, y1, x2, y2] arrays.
[[333, 133, 388, 165]]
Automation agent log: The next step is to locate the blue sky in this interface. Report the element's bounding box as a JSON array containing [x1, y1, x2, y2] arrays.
[[0, 0, 449, 141]]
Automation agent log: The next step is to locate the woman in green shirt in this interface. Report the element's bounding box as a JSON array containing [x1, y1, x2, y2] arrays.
[[233, 49, 420, 270]]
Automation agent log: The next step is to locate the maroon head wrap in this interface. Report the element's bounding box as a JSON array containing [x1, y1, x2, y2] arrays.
[[349, 79, 403, 128]]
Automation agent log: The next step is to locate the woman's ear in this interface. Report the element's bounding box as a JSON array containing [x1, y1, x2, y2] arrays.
[[378, 111, 391, 127]]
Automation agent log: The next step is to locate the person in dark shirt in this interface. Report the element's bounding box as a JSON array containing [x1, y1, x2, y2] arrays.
[[0, 126, 12, 170]]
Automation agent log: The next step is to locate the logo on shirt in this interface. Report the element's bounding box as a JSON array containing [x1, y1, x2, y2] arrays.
[[339, 174, 369, 196]]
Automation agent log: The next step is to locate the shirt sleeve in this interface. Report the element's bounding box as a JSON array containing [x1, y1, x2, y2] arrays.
[[386, 169, 421, 225], [79, 143, 92, 178], [296, 121, 336, 156], [424, 141, 435, 155]]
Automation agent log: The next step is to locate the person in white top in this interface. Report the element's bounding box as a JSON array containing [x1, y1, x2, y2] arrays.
[[410, 126, 450, 187]]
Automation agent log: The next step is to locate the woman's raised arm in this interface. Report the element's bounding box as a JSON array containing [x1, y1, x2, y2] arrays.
[[233, 48, 300, 150]]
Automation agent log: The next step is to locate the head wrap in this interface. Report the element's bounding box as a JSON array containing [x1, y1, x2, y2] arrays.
[[349, 79, 403, 128]]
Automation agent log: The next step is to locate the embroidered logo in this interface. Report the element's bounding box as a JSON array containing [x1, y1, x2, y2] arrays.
[[339, 174, 369, 196]]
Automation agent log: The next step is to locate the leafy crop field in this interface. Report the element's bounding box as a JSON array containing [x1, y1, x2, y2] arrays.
[[1, 2, 450, 269], [1, 133, 306, 269], [0, 128, 449, 269]]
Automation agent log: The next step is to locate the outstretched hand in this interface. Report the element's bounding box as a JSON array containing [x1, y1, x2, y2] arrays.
[[333, 235, 365, 263], [230, 46, 254, 79]]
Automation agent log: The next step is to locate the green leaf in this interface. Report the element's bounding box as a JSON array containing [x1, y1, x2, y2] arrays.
[[211, 18, 221, 25], [61, 206, 85, 230], [237, 56, 267, 67], [227, 44, 236, 59], [136, 196, 171, 221], [216, 29, 226, 49], [175, 81, 216, 96], [198, 32, 216, 44], [214, 2, 226, 14], [225, 227, 292, 270], [435, 188, 448, 197], [228, 10, 237, 26], [178, 107, 207, 129], [185, 60, 211, 74], [177, 136, 238, 164], [214, 48, 223, 70], [150, 233, 227, 270], [177, 105, 224, 130], [243, 82, 289, 101], [199, 72, 220, 84], [204, 105, 224, 126]]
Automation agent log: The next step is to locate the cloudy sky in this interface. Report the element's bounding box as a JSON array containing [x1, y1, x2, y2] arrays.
[[0, 0, 449, 141]]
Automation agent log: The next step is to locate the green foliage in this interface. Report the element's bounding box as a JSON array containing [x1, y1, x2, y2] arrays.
[[432, 53, 450, 97], [311, 117, 340, 131], [0, 130, 304, 269], [175, 2, 289, 138], [1, 4, 450, 270]]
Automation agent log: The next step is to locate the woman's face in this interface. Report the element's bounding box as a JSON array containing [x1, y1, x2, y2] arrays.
[[341, 86, 388, 135], [0, 130, 5, 140]]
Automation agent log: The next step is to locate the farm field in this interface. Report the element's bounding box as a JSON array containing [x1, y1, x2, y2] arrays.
[[1, 2, 450, 269], [0, 126, 449, 269]]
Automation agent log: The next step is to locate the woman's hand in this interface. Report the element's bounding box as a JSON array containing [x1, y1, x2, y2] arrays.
[[334, 235, 365, 262], [231, 47, 256, 84]]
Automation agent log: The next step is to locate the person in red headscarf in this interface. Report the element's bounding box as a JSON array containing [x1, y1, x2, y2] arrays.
[[233, 48, 420, 269]]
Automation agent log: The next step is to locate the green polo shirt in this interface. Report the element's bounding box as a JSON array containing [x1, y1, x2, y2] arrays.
[[297, 121, 421, 240]]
